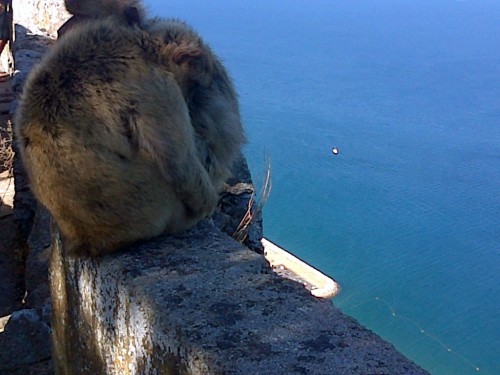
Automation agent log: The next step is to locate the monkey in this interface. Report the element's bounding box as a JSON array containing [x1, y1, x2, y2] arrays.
[[15, 8, 245, 256]]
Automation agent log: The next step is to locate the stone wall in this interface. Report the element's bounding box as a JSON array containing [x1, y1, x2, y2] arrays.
[[51, 223, 429, 375], [0, 4, 58, 374]]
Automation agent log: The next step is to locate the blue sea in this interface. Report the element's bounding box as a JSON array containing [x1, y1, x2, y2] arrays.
[[147, 1, 499, 374]]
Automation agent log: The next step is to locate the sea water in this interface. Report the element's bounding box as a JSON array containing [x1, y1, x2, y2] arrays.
[[146, 1, 500, 374]]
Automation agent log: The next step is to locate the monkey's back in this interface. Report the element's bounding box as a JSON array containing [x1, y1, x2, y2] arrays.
[[146, 19, 247, 183], [16, 20, 217, 255]]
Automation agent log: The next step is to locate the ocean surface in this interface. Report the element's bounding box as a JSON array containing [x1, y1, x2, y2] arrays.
[[147, 1, 500, 374]]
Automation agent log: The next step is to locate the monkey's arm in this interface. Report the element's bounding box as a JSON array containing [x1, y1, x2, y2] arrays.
[[128, 72, 219, 219]]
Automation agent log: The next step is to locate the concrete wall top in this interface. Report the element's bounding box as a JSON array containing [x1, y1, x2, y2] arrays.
[[51, 222, 429, 375]]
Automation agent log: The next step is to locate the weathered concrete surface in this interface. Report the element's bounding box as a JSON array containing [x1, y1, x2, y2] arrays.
[[51, 222, 429, 375]]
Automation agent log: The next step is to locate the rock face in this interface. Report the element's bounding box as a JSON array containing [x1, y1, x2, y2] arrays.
[[11, 16, 55, 324], [1, 3, 70, 375], [51, 222, 429, 375], [11, 1, 67, 248], [13, 0, 70, 38], [0, 309, 52, 373], [214, 154, 264, 253]]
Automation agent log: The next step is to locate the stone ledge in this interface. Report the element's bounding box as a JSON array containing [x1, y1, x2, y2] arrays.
[[51, 222, 428, 375]]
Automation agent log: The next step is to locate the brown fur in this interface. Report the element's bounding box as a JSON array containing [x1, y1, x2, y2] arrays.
[[59, 0, 145, 37], [146, 19, 245, 184], [16, 13, 245, 256], [64, 0, 145, 25]]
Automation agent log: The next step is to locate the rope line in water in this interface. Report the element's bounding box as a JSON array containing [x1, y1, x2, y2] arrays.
[[346, 295, 482, 373], [374, 297, 481, 373]]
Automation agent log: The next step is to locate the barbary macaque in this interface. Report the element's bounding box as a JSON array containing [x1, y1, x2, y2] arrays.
[[15, 0, 245, 256]]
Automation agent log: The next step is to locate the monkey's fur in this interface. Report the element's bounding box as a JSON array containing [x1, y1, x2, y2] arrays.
[[16, 3, 245, 256], [58, 0, 145, 37], [65, 0, 144, 25]]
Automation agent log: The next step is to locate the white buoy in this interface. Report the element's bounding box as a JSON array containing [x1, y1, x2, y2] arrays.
[[332, 147, 339, 155]]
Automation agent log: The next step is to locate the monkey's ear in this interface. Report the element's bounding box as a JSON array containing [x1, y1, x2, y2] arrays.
[[173, 44, 213, 86]]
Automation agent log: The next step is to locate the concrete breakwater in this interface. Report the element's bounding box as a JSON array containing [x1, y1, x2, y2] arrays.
[[262, 238, 340, 299]]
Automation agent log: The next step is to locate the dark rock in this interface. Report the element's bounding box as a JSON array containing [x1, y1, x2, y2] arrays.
[[0, 309, 51, 372], [24, 206, 52, 316], [11, 25, 53, 241], [214, 154, 264, 253]]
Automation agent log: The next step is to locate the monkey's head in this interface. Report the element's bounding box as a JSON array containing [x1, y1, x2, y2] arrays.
[[64, 0, 145, 26]]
